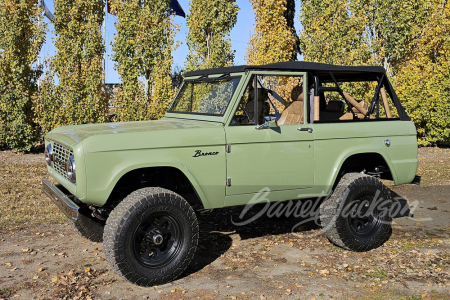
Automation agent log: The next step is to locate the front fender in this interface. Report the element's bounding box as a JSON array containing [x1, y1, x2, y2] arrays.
[[83, 146, 226, 209]]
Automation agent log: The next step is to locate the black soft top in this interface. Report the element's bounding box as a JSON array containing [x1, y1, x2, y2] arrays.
[[184, 61, 386, 81], [183, 61, 411, 121]]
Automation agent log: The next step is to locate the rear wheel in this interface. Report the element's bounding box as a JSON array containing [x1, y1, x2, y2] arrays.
[[103, 187, 198, 286], [320, 173, 392, 252]]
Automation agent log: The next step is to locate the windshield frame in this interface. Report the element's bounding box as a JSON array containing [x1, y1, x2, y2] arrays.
[[167, 76, 242, 117]]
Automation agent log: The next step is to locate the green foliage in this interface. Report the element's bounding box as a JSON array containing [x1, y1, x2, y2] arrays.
[[299, 0, 376, 66], [395, 1, 450, 146], [110, 0, 178, 122], [0, 0, 46, 152], [186, 0, 239, 71], [245, 0, 298, 65], [36, 0, 108, 135], [300, 0, 450, 145]]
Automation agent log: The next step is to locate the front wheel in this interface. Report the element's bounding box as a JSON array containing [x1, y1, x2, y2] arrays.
[[103, 187, 199, 286], [320, 173, 393, 252]]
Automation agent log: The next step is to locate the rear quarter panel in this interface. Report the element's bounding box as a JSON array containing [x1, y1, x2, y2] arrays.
[[312, 120, 418, 195]]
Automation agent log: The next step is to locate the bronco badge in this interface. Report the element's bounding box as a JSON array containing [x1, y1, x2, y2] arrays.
[[193, 150, 219, 158]]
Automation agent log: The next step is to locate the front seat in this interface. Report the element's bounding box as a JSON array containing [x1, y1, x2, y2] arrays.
[[244, 88, 269, 125], [278, 86, 304, 125]]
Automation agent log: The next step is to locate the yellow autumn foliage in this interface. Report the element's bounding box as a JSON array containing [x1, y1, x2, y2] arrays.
[[300, 0, 450, 145], [245, 0, 298, 65]]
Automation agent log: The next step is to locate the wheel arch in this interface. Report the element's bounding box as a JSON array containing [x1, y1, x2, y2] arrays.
[[101, 163, 209, 210], [328, 150, 398, 192]]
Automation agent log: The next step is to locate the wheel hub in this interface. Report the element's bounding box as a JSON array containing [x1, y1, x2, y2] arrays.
[[348, 195, 382, 237], [145, 229, 164, 246]]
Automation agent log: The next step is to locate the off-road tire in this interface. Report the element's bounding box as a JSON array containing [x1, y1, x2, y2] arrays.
[[103, 187, 199, 287], [320, 173, 392, 252], [71, 209, 105, 243]]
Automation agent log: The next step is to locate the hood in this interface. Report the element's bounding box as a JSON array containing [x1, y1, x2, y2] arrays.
[[45, 118, 221, 148]]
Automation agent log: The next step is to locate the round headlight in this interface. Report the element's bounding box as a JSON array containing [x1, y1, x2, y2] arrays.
[[45, 144, 53, 166], [65, 155, 76, 183]]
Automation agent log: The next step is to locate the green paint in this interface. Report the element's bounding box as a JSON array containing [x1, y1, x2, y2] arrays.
[[44, 70, 418, 209]]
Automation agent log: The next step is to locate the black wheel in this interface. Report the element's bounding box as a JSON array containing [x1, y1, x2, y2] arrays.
[[71, 209, 105, 243], [103, 187, 198, 286], [320, 173, 392, 252]]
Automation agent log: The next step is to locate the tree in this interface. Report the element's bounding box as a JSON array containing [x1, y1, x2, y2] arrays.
[[245, 0, 299, 65], [0, 0, 46, 152], [110, 0, 178, 122], [185, 0, 239, 71], [299, 0, 374, 66], [36, 0, 108, 134], [299, 0, 450, 145], [395, 1, 450, 145]]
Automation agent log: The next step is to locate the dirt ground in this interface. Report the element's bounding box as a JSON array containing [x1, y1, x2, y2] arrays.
[[0, 148, 450, 300]]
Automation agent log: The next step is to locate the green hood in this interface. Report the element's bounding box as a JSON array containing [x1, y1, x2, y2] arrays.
[[46, 118, 222, 148]]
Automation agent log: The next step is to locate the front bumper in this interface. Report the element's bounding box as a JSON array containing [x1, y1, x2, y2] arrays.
[[42, 178, 79, 220]]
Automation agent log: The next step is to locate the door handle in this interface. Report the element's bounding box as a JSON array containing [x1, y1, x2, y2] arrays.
[[297, 127, 313, 133]]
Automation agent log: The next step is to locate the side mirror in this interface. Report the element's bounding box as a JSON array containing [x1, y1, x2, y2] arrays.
[[256, 116, 278, 130], [266, 116, 278, 128]]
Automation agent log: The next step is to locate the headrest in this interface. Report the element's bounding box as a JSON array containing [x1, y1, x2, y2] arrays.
[[325, 101, 344, 112], [291, 86, 303, 101]]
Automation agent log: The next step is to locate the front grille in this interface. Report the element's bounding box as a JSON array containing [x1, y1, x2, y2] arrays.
[[53, 142, 73, 182]]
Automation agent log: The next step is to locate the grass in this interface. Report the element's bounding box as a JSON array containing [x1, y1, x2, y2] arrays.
[[365, 267, 388, 279], [401, 243, 414, 250], [373, 268, 387, 278], [417, 148, 450, 185], [0, 288, 14, 296], [0, 162, 66, 232], [418, 161, 450, 184]]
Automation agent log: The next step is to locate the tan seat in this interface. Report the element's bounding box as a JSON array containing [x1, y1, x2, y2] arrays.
[[340, 100, 374, 120], [241, 88, 269, 124], [339, 112, 375, 120], [278, 86, 303, 125]]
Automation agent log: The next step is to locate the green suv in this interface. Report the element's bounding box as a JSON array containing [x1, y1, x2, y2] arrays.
[[42, 62, 419, 286]]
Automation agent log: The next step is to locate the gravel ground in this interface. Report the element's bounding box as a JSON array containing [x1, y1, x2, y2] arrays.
[[0, 148, 449, 300]]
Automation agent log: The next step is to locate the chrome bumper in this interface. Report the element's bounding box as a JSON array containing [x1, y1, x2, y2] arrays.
[[42, 178, 79, 220]]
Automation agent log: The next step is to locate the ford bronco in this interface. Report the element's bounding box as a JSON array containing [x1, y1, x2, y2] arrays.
[[42, 61, 419, 286]]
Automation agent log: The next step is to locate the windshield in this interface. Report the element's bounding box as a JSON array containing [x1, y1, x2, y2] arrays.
[[168, 77, 241, 116]]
